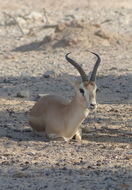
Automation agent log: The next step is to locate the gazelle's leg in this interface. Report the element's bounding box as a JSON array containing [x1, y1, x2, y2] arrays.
[[75, 128, 82, 141]]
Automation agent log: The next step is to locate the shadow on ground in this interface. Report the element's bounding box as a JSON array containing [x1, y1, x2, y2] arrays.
[[0, 162, 131, 190], [0, 118, 131, 144], [1, 166, 131, 190], [0, 72, 132, 104], [13, 38, 51, 52], [0, 72, 131, 144], [83, 128, 132, 144]]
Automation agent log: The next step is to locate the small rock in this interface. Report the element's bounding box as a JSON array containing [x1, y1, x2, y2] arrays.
[[26, 11, 43, 21], [37, 94, 49, 98], [70, 19, 84, 28], [42, 35, 54, 44], [109, 67, 118, 70], [16, 90, 30, 98], [12, 172, 30, 178], [43, 70, 57, 78], [16, 17, 26, 26], [55, 23, 67, 32], [94, 29, 110, 40]]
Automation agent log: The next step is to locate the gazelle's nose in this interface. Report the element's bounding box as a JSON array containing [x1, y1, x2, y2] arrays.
[[90, 103, 96, 110]]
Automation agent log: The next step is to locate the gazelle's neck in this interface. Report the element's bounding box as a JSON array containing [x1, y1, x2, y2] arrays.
[[64, 92, 89, 138], [67, 92, 88, 118], [71, 92, 87, 109]]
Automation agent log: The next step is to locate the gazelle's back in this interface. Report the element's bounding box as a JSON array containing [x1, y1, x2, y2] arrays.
[[29, 95, 69, 117], [29, 95, 70, 133]]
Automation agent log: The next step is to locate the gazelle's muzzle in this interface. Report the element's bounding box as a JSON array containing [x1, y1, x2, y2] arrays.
[[88, 94, 97, 111], [86, 101, 97, 111], [89, 103, 97, 110]]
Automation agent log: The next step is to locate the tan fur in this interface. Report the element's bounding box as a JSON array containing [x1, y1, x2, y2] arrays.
[[29, 81, 97, 141], [29, 51, 101, 141]]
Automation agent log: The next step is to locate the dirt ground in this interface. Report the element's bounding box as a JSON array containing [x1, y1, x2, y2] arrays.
[[0, 0, 132, 189]]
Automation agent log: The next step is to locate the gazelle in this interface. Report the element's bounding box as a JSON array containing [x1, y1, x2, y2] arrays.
[[29, 52, 101, 141]]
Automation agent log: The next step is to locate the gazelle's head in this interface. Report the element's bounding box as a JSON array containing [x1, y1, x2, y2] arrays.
[[65, 52, 101, 111]]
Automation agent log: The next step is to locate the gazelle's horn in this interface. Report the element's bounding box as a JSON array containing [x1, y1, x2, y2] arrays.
[[90, 52, 101, 81], [65, 53, 88, 82]]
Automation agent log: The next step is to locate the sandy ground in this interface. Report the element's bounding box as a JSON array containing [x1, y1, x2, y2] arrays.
[[0, 0, 132, 189]]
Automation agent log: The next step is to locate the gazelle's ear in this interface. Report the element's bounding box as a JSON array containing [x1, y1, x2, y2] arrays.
[[66, 80, 81, 90], [73, 80, 81, 88]]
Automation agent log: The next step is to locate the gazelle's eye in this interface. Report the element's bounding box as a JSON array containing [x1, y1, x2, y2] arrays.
[[79, 88, 84, 96]]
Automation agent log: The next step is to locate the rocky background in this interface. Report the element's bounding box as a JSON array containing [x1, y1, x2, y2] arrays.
[[0, 0, 132, 189]]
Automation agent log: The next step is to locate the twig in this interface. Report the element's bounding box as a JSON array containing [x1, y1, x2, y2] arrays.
[[3, 12, 24, 35], [42, 24, 57, 29], [43, 8, 49, 25]]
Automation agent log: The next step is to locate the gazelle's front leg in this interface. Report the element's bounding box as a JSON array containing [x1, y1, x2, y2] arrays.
[[74, 128, 82, 141]]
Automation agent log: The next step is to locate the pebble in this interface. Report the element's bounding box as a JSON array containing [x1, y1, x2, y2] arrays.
[[16, 90, 30, 98]]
